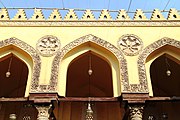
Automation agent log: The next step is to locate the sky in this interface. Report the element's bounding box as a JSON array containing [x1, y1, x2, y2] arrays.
[[0, 0, 179, 19]]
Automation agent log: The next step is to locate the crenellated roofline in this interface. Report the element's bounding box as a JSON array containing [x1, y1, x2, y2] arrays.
[[0, 8, 179, 21]]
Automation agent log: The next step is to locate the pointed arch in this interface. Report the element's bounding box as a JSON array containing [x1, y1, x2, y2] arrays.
[[137, 37, 180, 94], [51, 34, 128, 95], [150, 53, 180, 97], [0, 53, 29, 97], [66, 51, 113, 97], [0, 37, 41, 93]]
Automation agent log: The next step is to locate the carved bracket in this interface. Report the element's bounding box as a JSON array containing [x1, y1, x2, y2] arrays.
[[129, 105, 144, 120], [35, 104, 52, 120]]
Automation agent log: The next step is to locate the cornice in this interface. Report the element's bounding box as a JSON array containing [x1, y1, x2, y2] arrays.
[[0, 20, 179, 27]]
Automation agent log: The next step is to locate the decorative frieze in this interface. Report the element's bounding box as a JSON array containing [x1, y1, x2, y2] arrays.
[[0, 21, 179, 27]]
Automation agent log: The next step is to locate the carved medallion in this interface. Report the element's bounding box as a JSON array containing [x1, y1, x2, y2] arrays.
[[36, 35, 60, 57], [118, 34, 143, 56]]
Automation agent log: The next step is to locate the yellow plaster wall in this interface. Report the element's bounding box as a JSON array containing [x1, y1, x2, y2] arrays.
[[0, 25, 179, 96]]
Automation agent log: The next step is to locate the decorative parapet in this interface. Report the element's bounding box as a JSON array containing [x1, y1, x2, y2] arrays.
[[48, 9, 62, 20], [12, 9, 27, 20], [0, 8, 179, 21], [81, 9, 95, 20], [151, 9, 165, 20], [64, 9, 78, 20], [134, 9, 148, 20], [168, 8, 180, 20], [99, 9, 112, 20], [30, 9, 45, 20], [117, 9, 131, 20], [0, 8, 9, 20]]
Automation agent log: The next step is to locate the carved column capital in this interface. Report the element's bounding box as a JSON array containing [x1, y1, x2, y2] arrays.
[[129, 105, 144, 120], [35, 104, 52, 120]]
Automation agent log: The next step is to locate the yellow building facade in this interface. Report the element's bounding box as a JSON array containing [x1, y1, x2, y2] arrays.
[[0, 8, 179, 120]]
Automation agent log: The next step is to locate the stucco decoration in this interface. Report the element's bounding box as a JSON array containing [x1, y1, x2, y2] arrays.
[[134, 9, 148, 20], [151, 9, 165, 20], [12, 9, 27, 20], [30, 9, 45, 20], [116, 9, 131, 20], [36, 35, 60, 57], [137, 37, 180, 93], [0, 21, 180, 26], [51, 34, 129, 92], [48, 9, 62, 20], [118, 34, 143, 56], [0, 37, 41, 92], [99, 9, 112, 20], [167, 8, 180, 20], [64, 9, 78, 20], [0, 8, 9, 20], [81, 10, 95, 20]]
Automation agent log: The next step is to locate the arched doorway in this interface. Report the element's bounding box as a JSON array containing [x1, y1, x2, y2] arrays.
[[0, 53, 38, 120], [143, 54, 180, 120], [66, 51, 113, 97], [0, 53, 28, 97], [150, 54, 180, 97], [57, 51, 124, 120]]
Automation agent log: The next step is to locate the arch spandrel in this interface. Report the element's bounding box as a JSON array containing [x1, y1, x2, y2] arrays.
[[51, 34, 129, 95], [0, 37, 41, 93], [137, 37, 180, 94]]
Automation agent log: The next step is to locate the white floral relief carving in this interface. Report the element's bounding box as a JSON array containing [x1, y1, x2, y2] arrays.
[[37, 35, 60, 57], [118, 34, 143, 56]]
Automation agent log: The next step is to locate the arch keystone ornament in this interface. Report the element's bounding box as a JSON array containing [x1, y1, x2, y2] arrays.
[[36, 35, 60, 57], [51, 34, 129, 93], [118, 34, 143, 56]]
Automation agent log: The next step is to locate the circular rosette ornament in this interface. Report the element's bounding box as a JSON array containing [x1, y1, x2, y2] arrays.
[[36, 35, 60, 57], [118, 34, 143, 56]]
